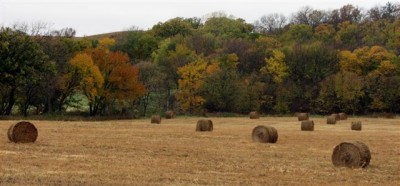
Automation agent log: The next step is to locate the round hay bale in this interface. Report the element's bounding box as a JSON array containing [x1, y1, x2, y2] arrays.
[[251, 125, 278, 143], [383, 112, 395, 119], [331, 113, 340, 121], [202, 109, 208, 117], [332, 141, 371, 168], [339, 113, 347, 120], [196, 120, 213, 132], [351, 121, 362, 131], [298, 113, 309, 121], [327, 116, 336, 124], [249, 111, 260, 119], [301, 120, 314, 131], [7, 121, 38, 143], [165, 111, 175, 119], [151, 115, 161, 124]]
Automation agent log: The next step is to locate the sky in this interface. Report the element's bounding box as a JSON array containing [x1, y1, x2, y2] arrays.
[[0, 0, 392, 36]]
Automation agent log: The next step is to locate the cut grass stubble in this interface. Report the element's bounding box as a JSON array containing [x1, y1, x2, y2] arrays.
[[0, 117, 399, 185]]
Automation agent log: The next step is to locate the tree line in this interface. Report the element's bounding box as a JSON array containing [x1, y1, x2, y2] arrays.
[[1, 2, 399, 117]]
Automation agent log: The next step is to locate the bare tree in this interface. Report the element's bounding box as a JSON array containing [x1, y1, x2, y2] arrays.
[[291, 6, 313, 25], [11, 21, 52, 36], [255, 13, 287, 34], [309, 10, 328, 27]]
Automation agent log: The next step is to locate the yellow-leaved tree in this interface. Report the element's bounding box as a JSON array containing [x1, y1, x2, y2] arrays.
[[338, 45, 396, 75], [62, 53, 104, 110], [176, 58, 208, 113], [261, 49, 289, 83], [337, 45, 399, 112]]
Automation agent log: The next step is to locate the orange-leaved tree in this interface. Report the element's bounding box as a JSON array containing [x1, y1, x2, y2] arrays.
[[85, 38, 146, 115]]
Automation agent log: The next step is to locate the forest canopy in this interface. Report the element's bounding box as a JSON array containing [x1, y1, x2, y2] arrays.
[[1, 2, 399, 117]]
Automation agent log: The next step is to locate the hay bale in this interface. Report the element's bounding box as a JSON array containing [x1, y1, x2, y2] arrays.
[[202, 109, 208, 117], [382, 112, 395, 119], [301, 120, 314, 131], [339, 113, 347, 120], [151, 115, 161, 124], [327, 116, 336, 124], [332, 141, 371, 168], [249, 111, 260, 119], [297, 113, 309, 121], [331, 113, 340, 121], [372, 112, 395, 118], [165, 111, 175, 119], [7, 121, 38, 143], [196, 120, 213, 132], [251, 125, 278, 143], [351, 121, 362, 131]]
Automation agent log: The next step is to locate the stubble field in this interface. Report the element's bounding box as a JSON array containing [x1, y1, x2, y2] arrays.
[[0, 116, 399, 185]]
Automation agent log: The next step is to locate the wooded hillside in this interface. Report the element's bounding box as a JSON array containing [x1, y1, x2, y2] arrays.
[[1, 3, 399, 117]]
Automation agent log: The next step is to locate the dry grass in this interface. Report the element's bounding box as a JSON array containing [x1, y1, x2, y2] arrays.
[[0, 117, 399, 185]]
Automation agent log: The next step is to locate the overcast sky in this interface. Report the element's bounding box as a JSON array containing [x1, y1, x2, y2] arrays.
[[0, 0, 391, 36]]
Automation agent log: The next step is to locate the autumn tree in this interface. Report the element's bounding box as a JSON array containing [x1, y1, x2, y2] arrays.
[[338, 45, 396, 75], [318, 71, 364, 114], [90, 50, 145, 115], [62, 37, 145, 116], [152, 39, 197, 85], [176, 58, 208, 113], [261, 50, 289, 84], [337, 45, 399, 112], [63, 53, 104, 114], [259, 49, 294, 113], [201, 54, 242, 112], [314, 23, 336, 42], [152, 39, 198, 110]]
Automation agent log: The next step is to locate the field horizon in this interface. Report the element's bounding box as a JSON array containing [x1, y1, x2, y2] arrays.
[[1, 116, 399, 185]]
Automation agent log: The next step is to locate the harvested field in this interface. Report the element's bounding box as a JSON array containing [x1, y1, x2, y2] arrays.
[[0, 117, 399, 185]]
